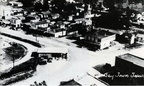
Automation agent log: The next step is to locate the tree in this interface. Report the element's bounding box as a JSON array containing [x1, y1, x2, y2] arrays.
[[41, 0, 50, 11], [103, 0, 115, 10], [64, 4, 76, 14], [18, 0, 35, 7], [51, 0, 66, 11], [34, 2, 43, 12]]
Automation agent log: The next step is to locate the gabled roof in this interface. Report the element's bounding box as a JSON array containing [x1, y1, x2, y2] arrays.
[[86, 30, 114, 39]]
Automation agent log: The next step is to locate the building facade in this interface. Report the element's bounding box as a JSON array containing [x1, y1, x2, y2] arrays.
[[85, 30, 116, 49], [31, 20, 49, 29], [9, 18, 22, 27]]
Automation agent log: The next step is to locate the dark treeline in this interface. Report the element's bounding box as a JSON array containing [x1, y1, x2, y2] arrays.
[[18, 0, 35, 7]]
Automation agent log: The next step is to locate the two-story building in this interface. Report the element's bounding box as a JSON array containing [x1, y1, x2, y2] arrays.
[[9, 18, 22, 28], [85, 30, 116, 49], [48, 21, 66, 37]]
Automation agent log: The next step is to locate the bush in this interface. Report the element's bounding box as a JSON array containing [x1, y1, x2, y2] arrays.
[[4, 70, 35, 85], [0, 58, 38, 80]]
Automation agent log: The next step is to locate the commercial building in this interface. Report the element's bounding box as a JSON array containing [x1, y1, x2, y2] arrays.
[[32, 47, 68, 60], [31, 20, 49, 29], [115, 53, 144, 74], [116, 31, 137, 44], [48, 21, 67, 37], [84, 30, 116, 49], [49, 28, 66, 37]]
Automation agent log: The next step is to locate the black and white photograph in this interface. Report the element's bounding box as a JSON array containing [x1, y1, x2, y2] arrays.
[[0, 0, 144, 85]]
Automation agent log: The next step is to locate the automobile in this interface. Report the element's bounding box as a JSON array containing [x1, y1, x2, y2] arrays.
[[38, 56, 48, 65]]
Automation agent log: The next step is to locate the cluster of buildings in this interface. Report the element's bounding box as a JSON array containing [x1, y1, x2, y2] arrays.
[[0, 0, 143, 50], [59, 51, 144, 85], [1, 0, 144, 86], [0, 1, 24, 29], [0, 0, 95, 37], [1, 0, 143, 50], [59, 68, 108, 86]]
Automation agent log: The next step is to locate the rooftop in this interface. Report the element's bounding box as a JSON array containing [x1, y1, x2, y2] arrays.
[[86, 30, 114, 39], [41, 11, 51, 15], [76, 74, 108, 86], [37, 47, 68, 53], [33, 21, 48, 25], [60, 79, 81, 86], [117, 53, 144, 67]]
